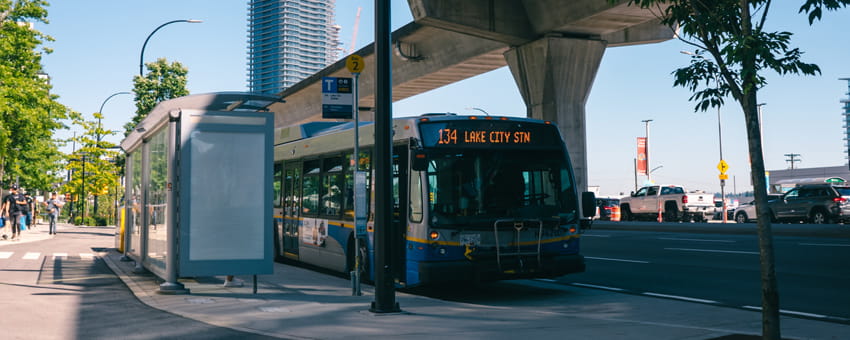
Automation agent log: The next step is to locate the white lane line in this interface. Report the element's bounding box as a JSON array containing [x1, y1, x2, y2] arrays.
[[572, 283, 625, 292], [643, 292, 717, 304], [53, 253, 68, 259], [799, 242, 850, 247], [80, 253, 94, 260], [582, 234, 611, 238], [665, 247, 759, 255], [0, 252, 13, 259], [22, 252, 41, 260], [585, 256, 650, 264], [742, 306, 827, 319], [536, 278, 557, 282], [659, 237, 735, 243]]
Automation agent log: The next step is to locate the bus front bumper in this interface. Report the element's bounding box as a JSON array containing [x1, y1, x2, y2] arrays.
[[416, 254, 585, 285]]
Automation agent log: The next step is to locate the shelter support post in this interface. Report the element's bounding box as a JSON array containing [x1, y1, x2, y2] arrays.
[[504, 37, 606, 194], [158, 110, 188, 295]]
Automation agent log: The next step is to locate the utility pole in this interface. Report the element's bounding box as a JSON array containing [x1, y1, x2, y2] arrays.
[[784, 153, 801, 169], [641, 119, 653, 183]]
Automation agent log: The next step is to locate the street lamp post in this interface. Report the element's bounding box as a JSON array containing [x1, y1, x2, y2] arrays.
[[139, 19, 203, 76], [641, 119, 653, 183], [94, 92, 130, 218], [681, 50, 727, 223], [97, 92, 131, 144], [465, 107, 490, 116], [69, 153, 88, 224]]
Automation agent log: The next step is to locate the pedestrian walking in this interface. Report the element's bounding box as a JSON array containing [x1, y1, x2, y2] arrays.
[[24, 192, 35, 230], [43, 192, 62, 235], [2, 185, 27, 241]]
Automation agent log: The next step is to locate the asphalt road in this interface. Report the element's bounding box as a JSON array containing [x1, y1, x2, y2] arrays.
[[0, 225, 280, 340], [562, 223, 850, 323]]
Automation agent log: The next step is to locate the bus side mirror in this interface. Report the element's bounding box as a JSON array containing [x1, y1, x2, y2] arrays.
[[581, 191, 596, 219], [412, 150, 429, 171]]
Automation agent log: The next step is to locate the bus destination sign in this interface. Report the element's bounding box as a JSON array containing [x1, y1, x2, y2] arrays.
[[419, 121, 561, 149], [435, 128, 531, 145]]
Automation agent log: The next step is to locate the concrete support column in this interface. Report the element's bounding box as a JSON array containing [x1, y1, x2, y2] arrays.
[[504, 37, 606, 193]]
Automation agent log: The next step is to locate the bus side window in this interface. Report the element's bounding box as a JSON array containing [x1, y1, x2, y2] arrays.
[[410, 171, 423, 223], [302, 160, 321, 215], [273, 162, 283, 208], [322, 157, 344, 217]]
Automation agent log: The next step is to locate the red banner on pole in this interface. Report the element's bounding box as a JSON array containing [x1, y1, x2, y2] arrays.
[[637, 137, 647, 175]]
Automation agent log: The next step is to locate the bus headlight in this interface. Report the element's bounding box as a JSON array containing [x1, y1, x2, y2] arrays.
[[429, 231, 440, 241]]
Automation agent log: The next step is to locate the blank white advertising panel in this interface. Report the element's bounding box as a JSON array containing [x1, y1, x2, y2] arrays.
[[188, 130, 265, 260]]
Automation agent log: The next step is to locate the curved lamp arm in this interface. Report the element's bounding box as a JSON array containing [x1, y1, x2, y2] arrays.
[[139, 19, 202, 76]]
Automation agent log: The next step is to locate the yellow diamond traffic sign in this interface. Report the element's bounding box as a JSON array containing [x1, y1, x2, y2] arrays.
[[719, 174, 729, 180], [717, 160, 729, 174]]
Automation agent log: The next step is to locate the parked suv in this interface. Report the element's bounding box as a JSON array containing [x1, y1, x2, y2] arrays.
[[769, 184, 850, 224]]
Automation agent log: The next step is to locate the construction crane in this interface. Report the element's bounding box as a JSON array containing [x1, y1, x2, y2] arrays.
[[348, 7, 362, 54]]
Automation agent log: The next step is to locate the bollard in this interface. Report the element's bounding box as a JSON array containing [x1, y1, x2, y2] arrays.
[[611, 206, 621, 222]]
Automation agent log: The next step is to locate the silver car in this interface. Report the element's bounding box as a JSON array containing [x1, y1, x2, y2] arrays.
[[733, 195, 781, 223]]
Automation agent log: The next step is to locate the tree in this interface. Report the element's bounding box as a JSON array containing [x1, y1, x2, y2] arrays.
[[124, 58, 189, 136], [615, 1, 849, 338], [0, 0, 69, 190], [64, 111, 120, 225]]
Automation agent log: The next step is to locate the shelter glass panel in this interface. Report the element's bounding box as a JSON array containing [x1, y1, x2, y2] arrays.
[[145, 128, 168, 272], [128, 151, 142, 257]]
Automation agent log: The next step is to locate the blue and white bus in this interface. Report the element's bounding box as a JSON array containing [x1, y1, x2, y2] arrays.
[[272, 113, 595, 287]]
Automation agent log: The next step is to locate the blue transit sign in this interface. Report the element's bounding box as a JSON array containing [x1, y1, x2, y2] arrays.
[[322, 77, 353, 119]]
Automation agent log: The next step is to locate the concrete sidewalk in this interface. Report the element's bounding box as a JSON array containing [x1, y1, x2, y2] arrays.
[[101, 251, 848, 340], [0, 219, 56, 245]]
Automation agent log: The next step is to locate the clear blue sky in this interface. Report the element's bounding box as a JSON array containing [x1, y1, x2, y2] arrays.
[[38, 1, 850, 196]]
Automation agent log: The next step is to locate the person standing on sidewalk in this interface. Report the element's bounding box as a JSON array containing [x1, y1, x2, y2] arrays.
[[2, 185, 26, 241], [43, 193, 62, 235]]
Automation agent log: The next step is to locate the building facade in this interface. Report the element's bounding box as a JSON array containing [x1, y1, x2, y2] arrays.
[[842, 78, 850, 161], [248, 0, 341, 95]]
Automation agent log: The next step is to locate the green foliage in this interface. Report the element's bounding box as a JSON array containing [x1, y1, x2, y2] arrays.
[[0, 0, 69, 190], [618, 0, 849, 113], [124, 58, 189, 136], [63, 112, 121, 224]]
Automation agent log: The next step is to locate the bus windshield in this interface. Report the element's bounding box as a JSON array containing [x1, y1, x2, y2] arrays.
[[425, 149, 577, 227]]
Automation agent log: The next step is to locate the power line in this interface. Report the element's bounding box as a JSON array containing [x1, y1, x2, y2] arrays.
[[784, 153, 801, 169]]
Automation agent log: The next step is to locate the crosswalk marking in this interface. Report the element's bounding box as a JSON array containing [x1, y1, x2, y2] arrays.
[[22, 252, 41, 260], [0, 252, 94, 260]]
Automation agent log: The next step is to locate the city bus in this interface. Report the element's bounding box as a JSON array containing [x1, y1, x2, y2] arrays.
[[272, 113, 595, 287]]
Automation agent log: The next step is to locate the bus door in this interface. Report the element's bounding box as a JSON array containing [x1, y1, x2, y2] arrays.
[[392, 145, 409, 284], [282, 162, 301, 259]]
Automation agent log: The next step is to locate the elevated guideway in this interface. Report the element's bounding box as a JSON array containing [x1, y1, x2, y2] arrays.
[[266, 1, 673, 191]]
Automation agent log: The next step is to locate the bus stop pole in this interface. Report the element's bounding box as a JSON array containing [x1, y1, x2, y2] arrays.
[[351, 71, 363, 296], [158, 110, 188, 294], [370, 0, 400, 313]]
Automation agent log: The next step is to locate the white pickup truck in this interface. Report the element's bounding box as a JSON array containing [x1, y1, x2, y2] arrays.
[[619, 185, 715, 222]]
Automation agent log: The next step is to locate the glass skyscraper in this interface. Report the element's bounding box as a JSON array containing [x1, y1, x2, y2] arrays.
[[248, 0, 341, 95]]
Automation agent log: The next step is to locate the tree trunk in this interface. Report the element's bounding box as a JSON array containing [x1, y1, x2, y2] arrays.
[[740, 2, 781, 339]]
